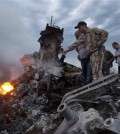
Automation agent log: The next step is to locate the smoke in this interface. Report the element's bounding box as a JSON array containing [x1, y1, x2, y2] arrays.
[[34, 60, 62, 77], [41, 62, 63, 77], [0, 57, 23, 83]]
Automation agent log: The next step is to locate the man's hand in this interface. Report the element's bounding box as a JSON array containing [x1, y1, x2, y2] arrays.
[[77, 55, 81, 61], [62, 49, 68, 55], [114, 54, 120, 58], [97, 41, 102, 47], [107, 61, 111, 65]]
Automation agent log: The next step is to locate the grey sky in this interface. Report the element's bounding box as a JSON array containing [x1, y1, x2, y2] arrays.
[[0, 0, 120, 69]]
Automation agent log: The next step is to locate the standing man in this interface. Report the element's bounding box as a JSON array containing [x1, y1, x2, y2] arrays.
[[102, 48, 114, 76], [73, 21, 109, 80], [112, 42, 120, 74], [63, 30, 93, 85]]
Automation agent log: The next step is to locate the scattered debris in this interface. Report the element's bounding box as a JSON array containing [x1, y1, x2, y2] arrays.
[[1, 22, 119, 134], [55, 74, 120, 134]]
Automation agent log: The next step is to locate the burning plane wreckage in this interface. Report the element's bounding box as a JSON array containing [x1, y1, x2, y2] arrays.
[[0, 23, 120, 134]]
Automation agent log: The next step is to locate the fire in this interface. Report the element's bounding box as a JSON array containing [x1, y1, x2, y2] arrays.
[[0, 82, 14, 95]]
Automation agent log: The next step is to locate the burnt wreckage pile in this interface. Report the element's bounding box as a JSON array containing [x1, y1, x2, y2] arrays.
[[0, 24, 82, 134], [0, 24, 120, 134], [55, 74, 120, 134]]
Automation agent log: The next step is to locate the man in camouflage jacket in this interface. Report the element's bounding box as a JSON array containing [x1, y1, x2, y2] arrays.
[[63, 21, 108, 81]]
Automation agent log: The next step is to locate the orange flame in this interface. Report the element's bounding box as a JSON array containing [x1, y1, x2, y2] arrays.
[[0, 82, 14, 95]]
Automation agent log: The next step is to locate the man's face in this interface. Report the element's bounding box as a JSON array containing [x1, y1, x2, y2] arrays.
[[78, 25, 86, 33], [112, 44, 119, 50]]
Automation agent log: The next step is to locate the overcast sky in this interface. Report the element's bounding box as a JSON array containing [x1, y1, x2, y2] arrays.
[[0, 0, 120, 69]]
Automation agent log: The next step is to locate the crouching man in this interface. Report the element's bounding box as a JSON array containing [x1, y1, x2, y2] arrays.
[[63, 30, 93, 85]]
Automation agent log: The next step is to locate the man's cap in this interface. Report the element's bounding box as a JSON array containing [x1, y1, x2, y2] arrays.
[[112, 42, 119, 45], [74, 21, 87, 29]]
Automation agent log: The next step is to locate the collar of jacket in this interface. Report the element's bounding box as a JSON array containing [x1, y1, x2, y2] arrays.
[[86, 27, 91, 34]]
